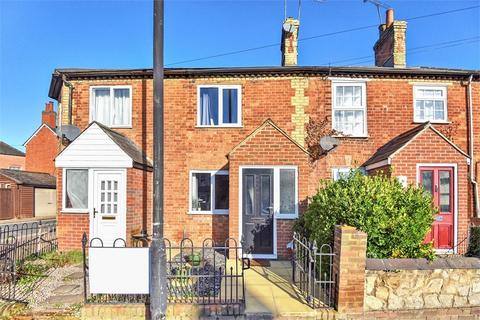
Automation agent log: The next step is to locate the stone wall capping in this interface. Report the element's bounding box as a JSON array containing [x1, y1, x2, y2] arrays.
[[366, 257, 480, 271]]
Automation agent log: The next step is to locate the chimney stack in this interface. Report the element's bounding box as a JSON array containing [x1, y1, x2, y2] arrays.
[[373, 9, 407, 68], [42, 101, 57, 129], [281, 17, 300, 66]]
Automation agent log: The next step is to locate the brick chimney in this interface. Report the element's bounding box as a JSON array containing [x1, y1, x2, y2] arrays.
[[373, 9, 407, 68], [42, 101, 57, 129], [281, 17, 300, 66]]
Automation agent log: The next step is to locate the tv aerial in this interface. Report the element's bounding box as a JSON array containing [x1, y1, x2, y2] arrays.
[[363, 0, 391, 24]]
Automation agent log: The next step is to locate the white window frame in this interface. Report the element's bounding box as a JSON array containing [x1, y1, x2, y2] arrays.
[[89, 85, 133, 128], [332, 81, 367, 137], [189, 170, 229, 215], [276, 167, 299, 219], [413, 85, 448, 123], [197, 85, 242, 127], [332, 167, 351, 181], [62, 168, 89, 213]]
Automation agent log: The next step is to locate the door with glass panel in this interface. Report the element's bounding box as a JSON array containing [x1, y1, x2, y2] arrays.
[[419, 167, 454, 249], [93, 171, 126, 246], [242, 169, 274, 255]]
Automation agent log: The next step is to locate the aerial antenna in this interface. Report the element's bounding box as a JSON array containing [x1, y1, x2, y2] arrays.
[[284, 0, 306, 21], [363, 0, 391, 24]]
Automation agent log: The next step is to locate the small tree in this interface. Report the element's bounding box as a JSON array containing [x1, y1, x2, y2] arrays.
[[295, 171, 436, 259]]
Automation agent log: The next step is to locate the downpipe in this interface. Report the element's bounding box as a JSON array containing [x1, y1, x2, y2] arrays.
[[467, 74, 480, 218]]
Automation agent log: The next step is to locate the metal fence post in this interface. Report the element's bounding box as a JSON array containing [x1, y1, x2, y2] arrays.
[[81, 232, 88, 303]]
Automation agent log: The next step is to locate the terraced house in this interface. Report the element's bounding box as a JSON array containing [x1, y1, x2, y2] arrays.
[[47, 10, 480, 258]]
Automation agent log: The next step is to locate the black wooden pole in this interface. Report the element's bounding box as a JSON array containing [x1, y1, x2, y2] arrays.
[[150, 0, 167, 318]]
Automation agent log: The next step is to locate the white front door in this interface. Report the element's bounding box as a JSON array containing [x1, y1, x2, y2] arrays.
[[92, 170, 126, 246]]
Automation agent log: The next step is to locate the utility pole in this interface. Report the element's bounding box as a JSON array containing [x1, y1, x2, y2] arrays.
[[150, 0, 167, 319]]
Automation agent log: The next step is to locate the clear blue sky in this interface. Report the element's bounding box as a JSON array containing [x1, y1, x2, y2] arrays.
[[0, 0, 479, 151]]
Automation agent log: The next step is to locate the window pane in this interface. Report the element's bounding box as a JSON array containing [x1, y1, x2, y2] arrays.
[[191, 173, 211, 211], [222, 89, 238, 124], [439, 171, 451, 212], [260, 175, 272, 215], [335, 85, 362, 107], [199, 88, 219, 126], [421, 171, 434, 195], [245, 175, 254, 215], [65, 169, 88, 209], [92, 88, 111, 125], [280, 169, 296, 214], [334, 110, 364, 136], [112, 88, 130, 126], [214, 175, 229, 210]]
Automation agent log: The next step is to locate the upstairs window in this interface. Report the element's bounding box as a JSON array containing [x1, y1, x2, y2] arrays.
[[413, 86, 447, 123], [332, 82, 367, 137], [197, 85, 241, 127], [90, 86, 132, 127]]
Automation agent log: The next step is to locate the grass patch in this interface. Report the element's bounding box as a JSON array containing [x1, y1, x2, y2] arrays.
[[42, 251, 83, 268]]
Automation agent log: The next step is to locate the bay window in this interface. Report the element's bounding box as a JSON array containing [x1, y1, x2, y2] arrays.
[[90, 86, 132, 127], [190, 171, 229, 214], [197, 85, 241, 127], [332, 82, 367, 137]]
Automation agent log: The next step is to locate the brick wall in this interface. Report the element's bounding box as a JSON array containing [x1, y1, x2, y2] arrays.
[[25, 126, 59, 175], [56, 74, 477, 251], [56, 170, 89, 251], [0, 154, 25, 170], [126, 167, 152, 244]]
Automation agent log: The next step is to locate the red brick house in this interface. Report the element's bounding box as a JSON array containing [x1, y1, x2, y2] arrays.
[[0, 141, 25, 170], [47, 10, 480, 257]]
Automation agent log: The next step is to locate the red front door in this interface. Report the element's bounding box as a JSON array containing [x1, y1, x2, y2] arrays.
[[419, 167, 455, 250]]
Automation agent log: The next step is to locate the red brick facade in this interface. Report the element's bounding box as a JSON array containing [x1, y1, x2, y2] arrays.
[[0, 154, 25, 170], [52, 71, 480, 257], [25, 125, 58, 175]]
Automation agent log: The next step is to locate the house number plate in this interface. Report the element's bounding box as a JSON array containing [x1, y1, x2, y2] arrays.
[[436, 216, 444, 222]]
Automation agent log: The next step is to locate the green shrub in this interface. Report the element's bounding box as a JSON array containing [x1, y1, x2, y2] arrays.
[[295, 170, 436, 259], [466, 226, 480, 257]]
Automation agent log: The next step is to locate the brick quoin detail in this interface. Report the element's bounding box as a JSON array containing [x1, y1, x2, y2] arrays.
[[333, 225, 367, 315]]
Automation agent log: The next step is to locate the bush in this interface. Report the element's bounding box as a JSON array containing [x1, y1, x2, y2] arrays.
[[295, 170, 436, 259], [466, 226, 480, 257]]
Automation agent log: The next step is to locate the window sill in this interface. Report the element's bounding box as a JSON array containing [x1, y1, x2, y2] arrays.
[[61, 210, 89, 214], [196, 125, 243, 129], [276, 214, 298, 220], [332, 135, 370, 139], [187, 211, 229, 215]]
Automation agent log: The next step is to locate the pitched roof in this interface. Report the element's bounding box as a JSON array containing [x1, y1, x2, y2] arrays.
[[92, 122, 152, 168], [228, 118, 310, 157], [363, 122, 469, 169], [23, 124, 57, 146], [49, 66, 480, 100], [0, 141, 25, 157], [0, 169, 55, 188]]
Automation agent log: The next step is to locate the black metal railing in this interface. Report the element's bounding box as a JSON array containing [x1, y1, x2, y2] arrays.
[[0, 220, 58, 302], [292, 232, 335, 309], [82, 233, 249, 315]]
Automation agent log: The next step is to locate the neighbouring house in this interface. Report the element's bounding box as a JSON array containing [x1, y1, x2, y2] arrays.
[[0, 141, 25, 170], [0, 169, 56, 220], [47, 9, 480, 258]]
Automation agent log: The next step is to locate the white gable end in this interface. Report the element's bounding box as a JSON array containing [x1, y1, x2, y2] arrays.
[[55, 123, 133, 168]]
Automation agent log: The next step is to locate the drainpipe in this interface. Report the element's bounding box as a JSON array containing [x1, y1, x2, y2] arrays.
[[62, 75, 74, 125], [467, 74, 479, 218]]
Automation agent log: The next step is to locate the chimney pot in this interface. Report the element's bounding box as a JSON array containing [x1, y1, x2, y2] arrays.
[[386, 9, 394, 28]]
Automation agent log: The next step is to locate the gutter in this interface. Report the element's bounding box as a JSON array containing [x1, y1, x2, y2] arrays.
[[467, 74, 479, 218], [62, 75, 74, 125]]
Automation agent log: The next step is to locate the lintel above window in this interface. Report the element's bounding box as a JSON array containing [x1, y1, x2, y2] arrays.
[[332, 81, 367, 137], [197, 85, 242, 127], [413, 86, 448, 123], [90, 86, 132, 127]]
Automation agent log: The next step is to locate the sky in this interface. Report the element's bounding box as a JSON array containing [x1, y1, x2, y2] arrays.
[[0, 0, 479, 151]]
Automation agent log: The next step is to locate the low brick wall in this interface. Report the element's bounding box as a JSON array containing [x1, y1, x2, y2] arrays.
[[365, 257, 480, 311]]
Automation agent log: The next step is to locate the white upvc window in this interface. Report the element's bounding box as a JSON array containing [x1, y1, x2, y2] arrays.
[[332, 168, 351, 181], [413, 86, 448, 123], [197, 85, 242, 127], [189, 170, 229, 214], [332, 81, 367, 137], [63, 168, 89, 212], [90, 86, 132, 127]]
